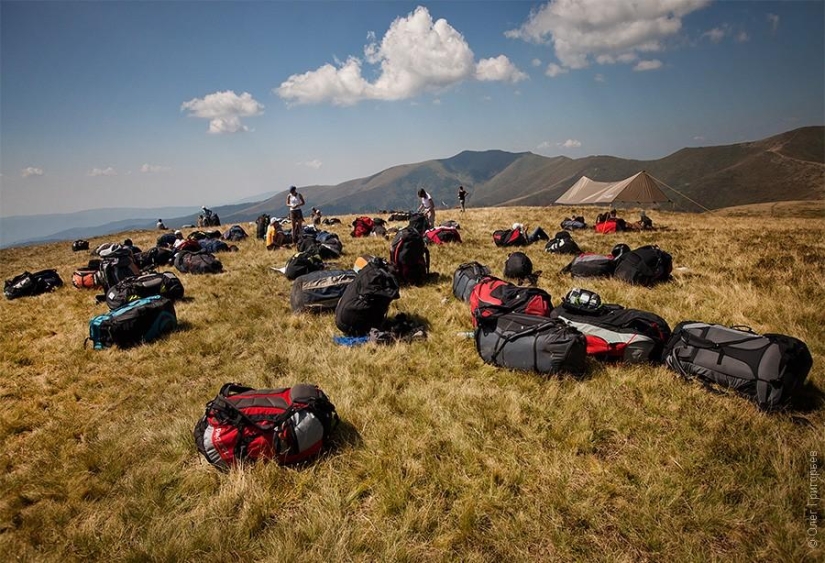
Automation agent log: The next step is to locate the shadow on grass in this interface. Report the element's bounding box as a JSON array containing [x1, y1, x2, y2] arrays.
[[789, 381, 825, 415], [325, 419, 363, 457]]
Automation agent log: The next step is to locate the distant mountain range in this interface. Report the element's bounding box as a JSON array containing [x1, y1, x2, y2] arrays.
[[2, 126, 822, 248]]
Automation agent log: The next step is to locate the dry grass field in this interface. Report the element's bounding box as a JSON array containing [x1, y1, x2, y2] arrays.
[[1, 204, 823, 562]]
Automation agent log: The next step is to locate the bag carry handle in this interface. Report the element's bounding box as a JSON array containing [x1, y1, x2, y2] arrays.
[[488, 319, 565, 363]]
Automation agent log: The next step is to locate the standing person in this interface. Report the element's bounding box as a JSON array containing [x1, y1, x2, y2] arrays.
[[286, 185, 305, 243], [457, 185, 467, 212], [417, 188, 435, 228]]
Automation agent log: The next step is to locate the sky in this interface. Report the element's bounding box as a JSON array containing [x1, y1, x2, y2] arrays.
[[1, 0, 823, 217]]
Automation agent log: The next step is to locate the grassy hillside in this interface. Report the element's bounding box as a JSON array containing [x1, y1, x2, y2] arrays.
[[1, 205, 823, 561]]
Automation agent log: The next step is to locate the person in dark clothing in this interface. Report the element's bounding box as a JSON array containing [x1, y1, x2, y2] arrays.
[[458, 185, 467, 212]]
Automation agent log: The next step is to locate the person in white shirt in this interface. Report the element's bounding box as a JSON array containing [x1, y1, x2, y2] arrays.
[[286, 186, 305, 243], [417, 189, 435, 228], [172, 230, 185, 249]]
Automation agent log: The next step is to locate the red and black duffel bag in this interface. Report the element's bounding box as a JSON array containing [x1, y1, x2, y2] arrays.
[[468, 276, 552, 326], [194, 383, 339, 470]]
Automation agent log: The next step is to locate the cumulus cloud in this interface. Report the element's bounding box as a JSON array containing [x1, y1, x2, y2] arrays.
[[767, 13, 779, 34], [693, 135, 706, 141], [558, 139, 582, 148], [702, 27, 726, 43], [735, 31, 749, 43], [88, 167, 117, 177], [181, 90, 264, 134], [298, 159, 323, 169], [21, 167, 44, 178], [545, 63, 568, 77], [275, 6, 525, 105], [507, 0, 709, 73], [476, 55, 528, 83], [531, 58, 542, 67], [594, 73, 605, 82], [633, 59, 663, 71], [537, 141, 553, 150], [140, 163, 170, 173]]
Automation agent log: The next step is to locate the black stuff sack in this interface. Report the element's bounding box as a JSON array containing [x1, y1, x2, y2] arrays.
[[334, 258, 400, 336], [663, 322, 813, 411], [613, 245, 672, 286]]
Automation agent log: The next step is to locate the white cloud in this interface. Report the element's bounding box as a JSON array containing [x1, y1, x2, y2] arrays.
[[140, 163, 170, 173], [702, 27, 726, 43], [537, 141, 553, 150], [275, 6, 523, 106], [693, 136, 706, 141], [767, 13, 779, 34], [558, 139, 582, 148], [432, 98, 442, 105], [181, 90, 264, 134], [735, 31, 749, 43], [633, 59, 663, 71], [545, 63, 568, 77], [531, 58, 542, 67], [476, 55, 528, 83], [298, 159, 323, 170], [594, 73, 605, 82], [506, 0, 709, 72], [21, 167, 44, 178], [88, 167, 117, 177]]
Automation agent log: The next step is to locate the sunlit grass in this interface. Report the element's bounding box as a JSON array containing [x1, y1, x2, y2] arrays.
[[0, 204, 822, 561]]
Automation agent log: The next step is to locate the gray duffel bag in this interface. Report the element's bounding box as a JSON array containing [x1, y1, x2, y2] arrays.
[[474, 312, 587, 377], [663, 321, 813, 411]]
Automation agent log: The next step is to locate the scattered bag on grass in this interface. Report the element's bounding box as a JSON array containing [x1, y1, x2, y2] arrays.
[[663, 322, 812, 411], [87, 295, 177, 349], [193, 383, 339, 470], [4, 269, 63, 300]]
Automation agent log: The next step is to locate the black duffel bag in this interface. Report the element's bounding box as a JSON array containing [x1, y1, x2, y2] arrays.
[[4, 269, 64, 300], [72, 240, 90, 252], [613, 245, 672, 286], [475, 312, 587, 376], [663, 321, 813, 411], [105, 271, 184, 310]]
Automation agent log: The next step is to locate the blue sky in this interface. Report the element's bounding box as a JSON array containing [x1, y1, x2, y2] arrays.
[[1, 0, 823, 216]]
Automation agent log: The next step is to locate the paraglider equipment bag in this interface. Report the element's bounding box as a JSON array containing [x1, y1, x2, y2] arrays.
[[193, 383, 339, 470], [72, 240, 89, 252], [4, 269, 63, 300], [469, 277, 552, 327], [87, 295, 177, 349], [663, 322, 812, 411], [474, 312, 587, 376], [105, 271, 184, 310], [452, 261, 491, 303], [290, 269, 357, 313]]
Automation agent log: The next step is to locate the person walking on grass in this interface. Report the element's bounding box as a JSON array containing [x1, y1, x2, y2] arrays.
[[458, 185, 467, 212], [417, 188, 435, 228], [286, 185, 305, 243]]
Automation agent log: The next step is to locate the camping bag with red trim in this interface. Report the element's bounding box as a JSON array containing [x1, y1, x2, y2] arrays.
[[350, 216, 374, 237], [468, 277, 552, 327], [561, 253, 616, 278], [474, 312, 587, 376], [389, 227, 430, 285], [663, 322, 813, 411], [550, 304, 672, 363], [492, 228, 528, 247], [452, 261, 491, 303], [194, 383, 339, 470], [594, 219, 618, 234], [72, 268, 100, 289], [613, 245, 672, 286], [424, 226, 462, 245]]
